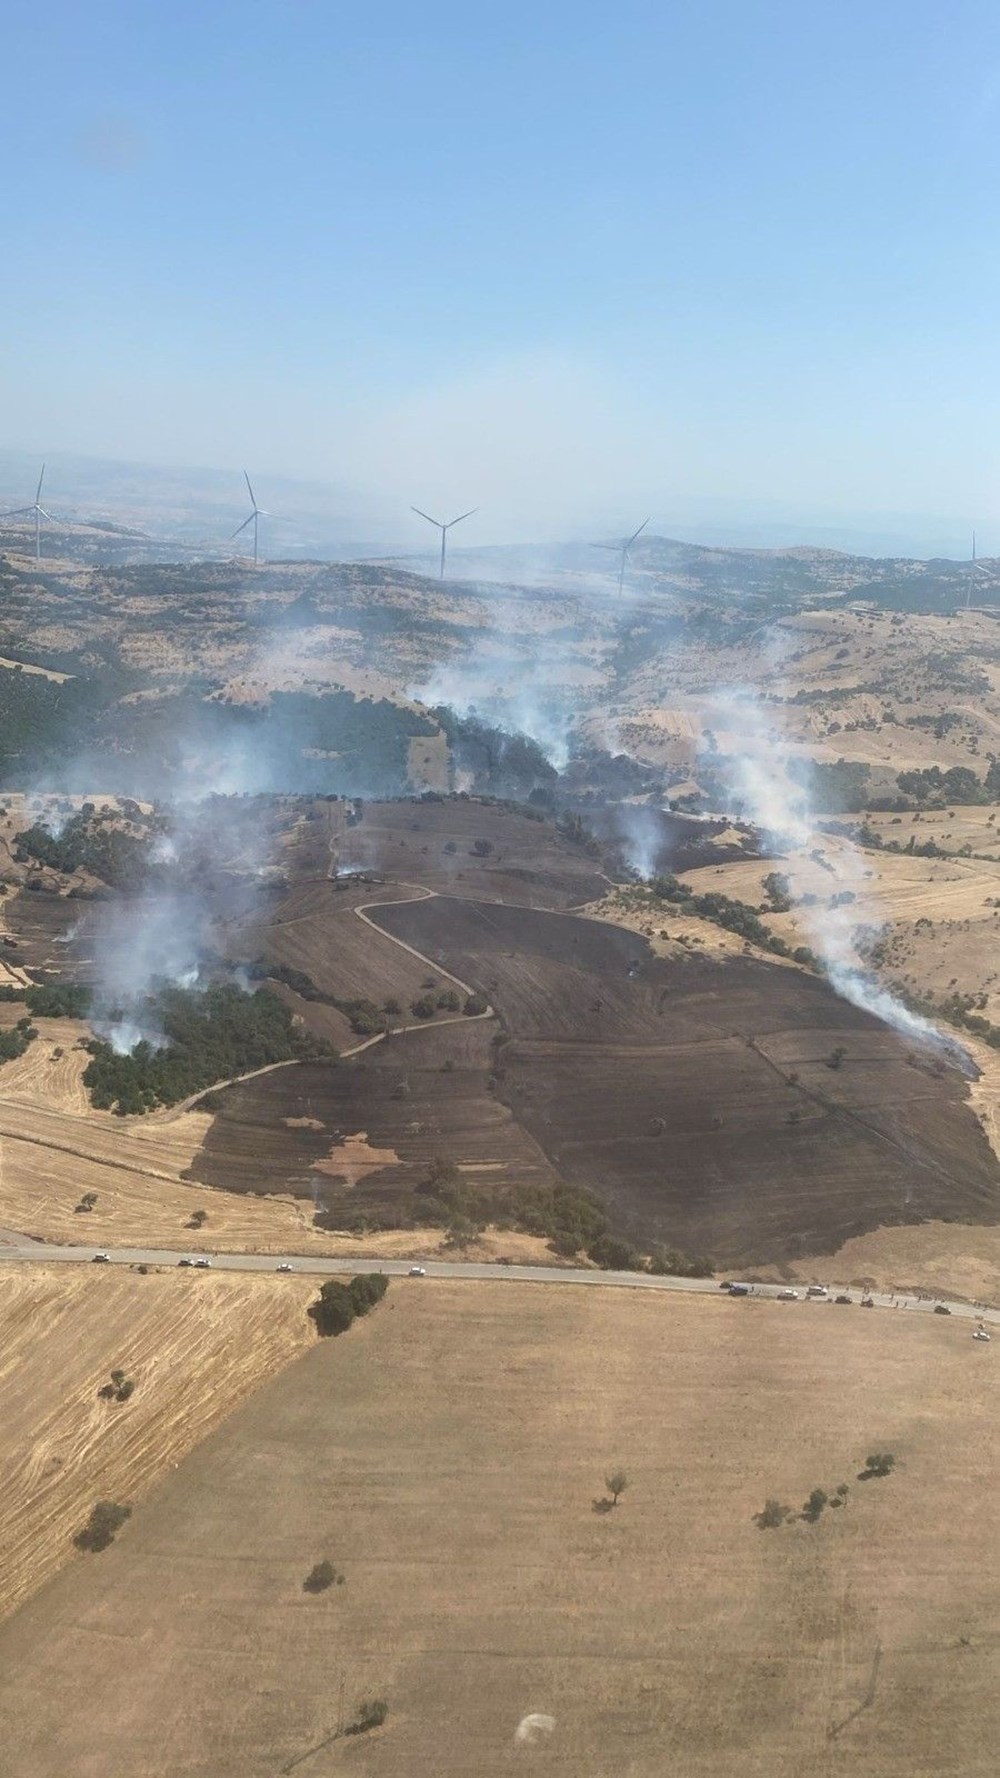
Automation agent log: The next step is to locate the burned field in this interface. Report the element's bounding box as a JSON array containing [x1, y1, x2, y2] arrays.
[[364, 898, 1000, 1264]]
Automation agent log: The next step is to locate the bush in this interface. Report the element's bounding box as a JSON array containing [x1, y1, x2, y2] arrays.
[[859, 1452, 895, 1480], [303, 1559, 343, 1593], [754, 1498, 792, 1529], [410, 995, 437, 1020], [463, 992, 488, 1016], [436, 989, 460, 1012], [74, 1500, 131, 1552], [587, 1233, 642, 1271], [345, 1699, 389, 1736], [802, 1487, 828, 1523]]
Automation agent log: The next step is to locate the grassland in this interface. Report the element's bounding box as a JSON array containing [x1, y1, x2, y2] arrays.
[[0, 1280, 995, 1776], [0, 1263, 317, 1622]]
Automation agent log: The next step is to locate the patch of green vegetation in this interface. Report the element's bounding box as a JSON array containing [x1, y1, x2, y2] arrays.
[[0, 980, 92, 1018], [83, 982, 336, 1115]]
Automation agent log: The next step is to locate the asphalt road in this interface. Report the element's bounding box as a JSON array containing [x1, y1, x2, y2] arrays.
[[0, 1239, 995, 1327]]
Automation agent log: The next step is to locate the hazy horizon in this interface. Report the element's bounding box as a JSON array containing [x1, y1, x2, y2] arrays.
[[5, 1, 1000, 555]]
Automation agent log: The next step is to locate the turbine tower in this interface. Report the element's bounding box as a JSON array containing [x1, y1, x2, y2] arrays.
[[968, 529, 977, 609], [410, 505, 477, 578], [231, 470, 272, 565], [591, 517, 651, 595], [3, 463, 52, 562]]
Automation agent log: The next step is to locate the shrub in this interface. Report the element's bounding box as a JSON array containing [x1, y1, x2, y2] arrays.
[[410, 994, 437, 1020], [471, 838, 494, 857], [303, 1559, 342, 1593], [754, 1498, 792, 1529], [345, 1699, 388, 1736], [463, 992, 488, 1016], [587, 1233, 642, 1271], [436, 989, 460, 1012], [74, 1500, 131, 1552], [859, 1452, 895, 1480], [802, 1487, 828, 1523], [310, 1274, 389, 1336]]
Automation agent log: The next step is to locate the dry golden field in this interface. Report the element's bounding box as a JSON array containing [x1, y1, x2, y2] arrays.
[[0, 1263, 318, 1623], [0, 1280, 996, 1776]]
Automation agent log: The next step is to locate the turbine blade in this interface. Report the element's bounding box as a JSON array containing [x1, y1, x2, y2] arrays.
[[35, 464, 45, 504], [244, 470, 257, 507], [589, 541, 617, 551], [36, 507, 52, 520], [231, 515, 254, 538], [1, 506, 33, 518], [446, 508, 478, 528], [411, 506, 442, 528], [626, 517, 651, 548]]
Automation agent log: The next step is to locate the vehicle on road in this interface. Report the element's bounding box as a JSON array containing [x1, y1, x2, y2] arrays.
[[933, 1303, 951, 1315], [177, 1257, 193, 1266], [194, 1258, 212, 1268], [973, 1328, 991, 1342], [835, 1294, 852, 1305], [408, 1265, 427, 1277], [91, 1252, 110, 1263], [806, 1285, 829, 1298], [777, 1287, 799, 1300], [728, 1283, 750, 1296], [275, 1262, 293, 1273], [861, 1297, 875, 1308]]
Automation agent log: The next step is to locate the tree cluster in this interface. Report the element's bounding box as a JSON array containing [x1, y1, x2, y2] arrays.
[[309, 1272, 390, 1337], [83, 982, 336, 1115]]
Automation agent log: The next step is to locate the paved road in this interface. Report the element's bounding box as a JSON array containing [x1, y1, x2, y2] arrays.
[[0, 1240, 995, 1328]]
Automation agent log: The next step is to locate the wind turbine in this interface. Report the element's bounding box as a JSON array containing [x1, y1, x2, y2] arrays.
[[231, 470, 273, 565], [967, 529, 980, 609], [410, 504, 477, 578], [591, 517, 651, 595], [3, 463, 52, 562]]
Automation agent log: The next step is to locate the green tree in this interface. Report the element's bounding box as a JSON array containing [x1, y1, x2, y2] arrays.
[[605, 1469, 628, 1506], [74, 1500, 131, 1552]]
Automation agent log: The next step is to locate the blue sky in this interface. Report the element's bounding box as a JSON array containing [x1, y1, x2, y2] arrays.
[[5, 0, 1000, 544]]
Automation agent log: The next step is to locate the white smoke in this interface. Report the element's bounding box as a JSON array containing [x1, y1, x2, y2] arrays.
[[411, 655, 574, 770], [707, 691, 971, 1066]]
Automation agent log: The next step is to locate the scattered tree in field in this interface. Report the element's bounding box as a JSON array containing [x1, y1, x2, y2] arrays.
[[605, 1469, 628, 1506], [345, 1698, 388, 1736], [436, 988, 460, 1012], [859, 1452, 895, 1480], [802, 1487, 828, 1523], [471, 837, 494, 857], [410, 994, 437, 1020], [826, 1045, 848, 1070], [303, 1559, 344, 1593], [187, 1208, 208, 1229], [98, 1368, 135, 1403], [754, 1498, 792, 1529], [74, 1500, 131, 1551], [463, 991, 488, 1016], [75, 1191, 98, 1214]]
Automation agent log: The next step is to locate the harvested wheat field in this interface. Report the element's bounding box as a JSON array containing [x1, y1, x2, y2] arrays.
[[0, 1263, 318, 1623], [0, 1281, 997, 1776]]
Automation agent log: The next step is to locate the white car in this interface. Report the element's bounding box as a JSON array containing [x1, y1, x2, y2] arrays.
[[806, 1285, 829, 1298], [973, 1328, 991, 1342], [408, 1265, 427, 1277], [275, 1262, 293, 1273], [194, 1257, 212, 1269], [777, 1288, 799, 1300]]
